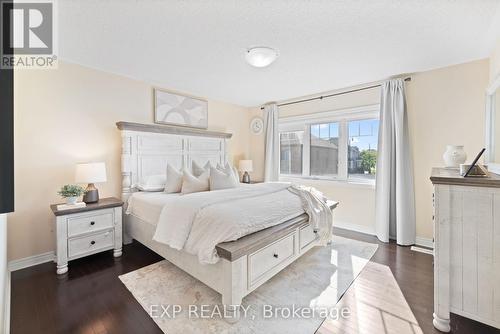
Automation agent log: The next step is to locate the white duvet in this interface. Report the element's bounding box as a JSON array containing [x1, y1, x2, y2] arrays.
[[152, 182, 332, 264]]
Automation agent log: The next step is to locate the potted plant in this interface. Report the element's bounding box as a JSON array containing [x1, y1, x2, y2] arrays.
[[57, 184, 85, 205]]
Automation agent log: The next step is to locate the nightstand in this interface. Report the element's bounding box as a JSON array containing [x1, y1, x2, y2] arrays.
[[50, 197, 123, 275]]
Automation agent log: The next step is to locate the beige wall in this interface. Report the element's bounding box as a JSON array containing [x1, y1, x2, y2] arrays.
[[9, 61, 252, 261], [490, 38, 500, 82], [249, 59, 489, 241], [407, 59, 489, 238]]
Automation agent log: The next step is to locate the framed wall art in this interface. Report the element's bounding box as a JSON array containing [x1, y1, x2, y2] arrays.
[[154, 88, 208, 129]]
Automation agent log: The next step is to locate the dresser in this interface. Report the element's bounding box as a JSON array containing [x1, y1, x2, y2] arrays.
[[50, 197, 123, 274], [431, 168, 500, 331]]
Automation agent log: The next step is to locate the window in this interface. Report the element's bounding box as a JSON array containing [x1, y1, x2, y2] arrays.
[[278, 105, 379, 184], [310, 122, 339, 177], [348, 119, 379, 180], [280, 131, 303, 175]]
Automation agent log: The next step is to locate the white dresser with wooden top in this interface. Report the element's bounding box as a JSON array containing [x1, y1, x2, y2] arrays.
[[431, 168, 500, 331], [51, 197, 123, 274]]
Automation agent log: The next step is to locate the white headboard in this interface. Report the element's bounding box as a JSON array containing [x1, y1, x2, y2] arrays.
[[116, 122, 232, 202]]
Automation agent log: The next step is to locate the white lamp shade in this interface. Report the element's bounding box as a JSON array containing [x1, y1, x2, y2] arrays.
[[75, 162, 107, 184], [238, 160, 253, 172]]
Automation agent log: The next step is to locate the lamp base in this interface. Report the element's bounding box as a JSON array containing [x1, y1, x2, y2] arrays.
[[242, 172, 251, 184], [83, 183, 99, 203]]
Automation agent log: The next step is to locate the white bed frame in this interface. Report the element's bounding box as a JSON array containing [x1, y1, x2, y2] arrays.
[[117, 121, 326, 321]]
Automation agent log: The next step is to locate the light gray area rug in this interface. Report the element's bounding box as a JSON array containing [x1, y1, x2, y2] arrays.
[[119, 236, 378, 334]]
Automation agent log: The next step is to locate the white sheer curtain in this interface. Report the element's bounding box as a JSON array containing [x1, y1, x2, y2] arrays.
[[375, 79, 416, 245], [264, 103, 279, 182]]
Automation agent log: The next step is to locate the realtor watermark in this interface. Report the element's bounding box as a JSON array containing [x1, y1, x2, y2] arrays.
[[1, 0, 57, 69], [149, 304, 351, 321]]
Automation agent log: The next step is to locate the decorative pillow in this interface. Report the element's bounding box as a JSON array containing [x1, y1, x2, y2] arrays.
[[192, 161, 212, 177], [137, 174, 166, 192], [210, 167, 239, 191], [181, 169, 210, 194], [232, 166, 240, 183], [217, 162, 240, 184], [164, 164, 183, 193]]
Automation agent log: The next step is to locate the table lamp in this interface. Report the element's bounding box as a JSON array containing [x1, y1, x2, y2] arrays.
[[75, 162, 107, 203], [238, 160, 253, 183]]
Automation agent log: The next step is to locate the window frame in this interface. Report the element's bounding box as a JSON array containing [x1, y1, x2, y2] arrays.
[[278, 104, 380, 185]]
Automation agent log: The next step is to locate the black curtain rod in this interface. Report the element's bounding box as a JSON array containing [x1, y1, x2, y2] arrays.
[[260, 77, 411, 110]]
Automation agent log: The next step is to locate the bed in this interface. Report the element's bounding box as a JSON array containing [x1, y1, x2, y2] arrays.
[[117, 121, 338, 321]]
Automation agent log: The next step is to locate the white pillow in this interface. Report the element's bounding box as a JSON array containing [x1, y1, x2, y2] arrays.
[[217, 162, 240, 184], [192, 161, 212, 177], [137, 174, 166, 192], [210, 167, 239, 191], [164, 164, 183, 193], [232, 166, 240, 183], [181, 169, 210, 194]]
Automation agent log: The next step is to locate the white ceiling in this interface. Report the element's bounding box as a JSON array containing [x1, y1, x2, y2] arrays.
[[59, 0, 500, 107]]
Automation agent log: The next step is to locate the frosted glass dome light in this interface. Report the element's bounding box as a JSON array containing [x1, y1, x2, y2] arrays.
[[245, 47, 279, 68]]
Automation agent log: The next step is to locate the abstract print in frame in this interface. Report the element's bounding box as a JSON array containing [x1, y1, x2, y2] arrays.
[[154, 88, 208, 129]]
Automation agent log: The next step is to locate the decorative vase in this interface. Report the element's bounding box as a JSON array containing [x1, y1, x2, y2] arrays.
[[443, 145, 467, 168], [242, 171, 251, 183], [66, 196, 78, 205]]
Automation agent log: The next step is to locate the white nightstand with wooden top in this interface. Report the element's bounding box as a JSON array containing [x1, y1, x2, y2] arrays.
[[50, 197, 123, 275]]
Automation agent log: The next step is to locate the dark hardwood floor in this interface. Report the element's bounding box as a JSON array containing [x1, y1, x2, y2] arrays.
[[10, 228, 500, 334]]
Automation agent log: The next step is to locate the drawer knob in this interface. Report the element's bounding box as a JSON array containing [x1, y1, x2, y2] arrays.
[[90, 221, 95, 226], [90, 240, 95, 245], [273, 253, 279, 258]]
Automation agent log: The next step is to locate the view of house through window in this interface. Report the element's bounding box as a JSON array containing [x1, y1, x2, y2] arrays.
[[279, 107, 379, 183], [348, 119, 379, 180], [310, 122, 339, 177], [280, 131, 303, 175]]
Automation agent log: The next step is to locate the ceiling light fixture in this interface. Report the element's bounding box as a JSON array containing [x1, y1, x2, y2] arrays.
[[245, 47, 279, 68]]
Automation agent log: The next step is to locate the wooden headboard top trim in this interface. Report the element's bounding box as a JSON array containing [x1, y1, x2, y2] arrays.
[[116, 121, 232, 139]]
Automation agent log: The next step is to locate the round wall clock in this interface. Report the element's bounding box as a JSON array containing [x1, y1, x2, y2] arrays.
[[250, 117, 264, 135]]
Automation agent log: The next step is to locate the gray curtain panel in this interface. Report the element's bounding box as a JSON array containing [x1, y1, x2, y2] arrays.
[[375, 79, 416, 245], [264, 103, 280, 182]]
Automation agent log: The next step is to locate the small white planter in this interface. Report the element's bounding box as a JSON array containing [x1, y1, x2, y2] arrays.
[[66, 196, 78, 205]]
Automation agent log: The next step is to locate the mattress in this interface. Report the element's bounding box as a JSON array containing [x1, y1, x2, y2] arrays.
[[153, 183, 306, 264], [126, 191, 180, 226], [125, 183, 331, 265], [126, 185, 255, 226]]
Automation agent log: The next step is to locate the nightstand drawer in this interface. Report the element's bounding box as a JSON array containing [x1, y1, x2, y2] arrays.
[[68, 229, 114, 259], [67, 210, 114, 237]]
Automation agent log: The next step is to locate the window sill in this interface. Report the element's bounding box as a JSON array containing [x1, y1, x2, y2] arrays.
[[279, 175, 376, 190]]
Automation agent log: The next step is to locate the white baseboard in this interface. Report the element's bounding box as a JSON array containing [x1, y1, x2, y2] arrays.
[[411, 246, 434, 255], [8, 251, 55, 272], [334, 221, 434, 250], [333, 221, 376, 236], [415, 237, 434, 249]]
